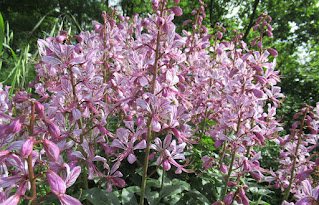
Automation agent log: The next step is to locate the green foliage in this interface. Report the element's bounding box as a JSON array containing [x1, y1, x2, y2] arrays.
[[0, 13, 4, 55], [84, 188, 121, 205]]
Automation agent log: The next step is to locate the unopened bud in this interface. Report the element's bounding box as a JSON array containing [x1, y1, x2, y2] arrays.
[[35, 101, 45, 117], [20, 137, 35, 158], [183, 20, 192, 26], [220, 164, 228, 173], [267, 48, 278, 57], [253, 25, 259, 31], [8, 119, 21, 134], [163, 159, 171, 171], [43, 139, 60, 162], [117, 15, 125, 21], [227, 181, 237, 187], [171, 6, 183, 16], [44, 119, 61, 138]]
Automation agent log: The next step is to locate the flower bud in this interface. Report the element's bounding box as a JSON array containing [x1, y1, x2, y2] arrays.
[[149, 152, 156, 161], [141, 18, 150, 27], [35, 101, 45, 117], [243, 160, 250, 170], [267, 48, 278, 57], [163, 159, 171, 171], [75, 35, 83, 43], [253, 65, 263, 73], [217, 31, 223, 40], [254, 75, 267, 84], [152, 0, 159, 11], [117, 15, 125, 21], [56, 35, 67, 43], [74, 44, 83, 54], [109, 19, 116, 28], [43, 139, 60, 162], [171, 6, 183, 16], [252, 89, 264, 98], [292, 121, 299, 129], [44, 119, 61, 138], [224, 192, 234, 205], [94, 24, 102, 32], [256, 17, 262, 24], [262, 21, 267, 27], [174, 0, 180, 3], [125, 115, 133, 121], [251, 37, 258, 47], [201, 26, 208, 33], [227, 181, 237, 187], [253, 25, 259, 31], [183, 20, 192, 26], [220, 164, 228, 173], [20, 137, 35, 158], [8, 119, 21, 134], [214, 140, 224, 148], [191, 9, 197, 15], [243, 185, 249, 190]]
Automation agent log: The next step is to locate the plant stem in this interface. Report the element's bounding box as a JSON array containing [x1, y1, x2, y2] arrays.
[[283, 108, 308, 202], [28, 102, 38, 205], [69, 66, 89, 205], [139, 122, 152, 205], [139, 3, 163, 204], [221, 148, 236, 201]]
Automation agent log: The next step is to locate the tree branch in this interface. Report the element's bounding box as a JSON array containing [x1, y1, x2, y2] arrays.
[[243, 0, 260, 42]]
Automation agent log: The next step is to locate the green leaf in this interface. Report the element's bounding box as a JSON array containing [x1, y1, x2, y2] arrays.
[[207, 120, 218, 126], [121, 187, 139, 205], [158, 179, 190, 200], [0, 12, 4, 54], [83, 187, 120, 205], [3, 43, 17, 61], [176, 189, 211, 205], [29, 14, 47, 37]]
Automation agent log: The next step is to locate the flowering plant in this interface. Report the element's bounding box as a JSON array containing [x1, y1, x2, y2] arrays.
[[0, 0, 318, 205]]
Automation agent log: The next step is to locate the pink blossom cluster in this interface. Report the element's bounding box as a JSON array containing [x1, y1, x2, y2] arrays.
[[0, 0, 317, 205], [268, 103, 319, 204]]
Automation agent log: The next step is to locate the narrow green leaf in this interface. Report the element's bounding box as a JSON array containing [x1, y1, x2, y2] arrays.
[[29, 15, 47, 36], [0, 12, 4, 54], [3, 43, 17, 61], [68, 13, 82, 32]]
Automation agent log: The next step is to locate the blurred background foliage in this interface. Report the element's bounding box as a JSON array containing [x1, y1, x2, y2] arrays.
[[0, 0, 318, 193]]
